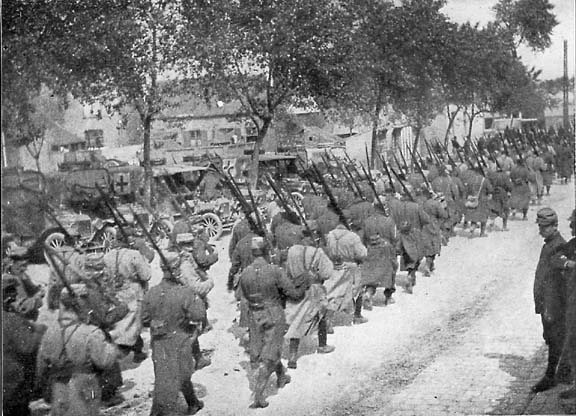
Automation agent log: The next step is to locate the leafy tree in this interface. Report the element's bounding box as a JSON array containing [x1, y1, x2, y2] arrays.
[[179, 0, 352, 184], [493, 0, 558, 55]]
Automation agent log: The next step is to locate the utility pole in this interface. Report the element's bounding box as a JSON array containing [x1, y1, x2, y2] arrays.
[[563, 40, 569, 130]]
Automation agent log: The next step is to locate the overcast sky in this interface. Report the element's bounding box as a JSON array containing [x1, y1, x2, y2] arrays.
[[441, 0, 575, 80]]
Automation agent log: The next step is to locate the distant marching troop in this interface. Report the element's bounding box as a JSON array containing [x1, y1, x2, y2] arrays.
[[2, 125, 575, 415]]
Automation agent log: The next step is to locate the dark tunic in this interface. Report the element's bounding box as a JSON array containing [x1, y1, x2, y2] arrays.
[[534, 231, 567, 346], [487, 170, 512, 217], [509, 165, 531, 211], [387, 197, 430, 268], [142, 279, 206, 416], [421, 198, 447, 257], [239, 257, 305, 363]]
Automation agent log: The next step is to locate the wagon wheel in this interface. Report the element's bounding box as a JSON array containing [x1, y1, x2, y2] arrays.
[[291, 192, 304, 210], [202, 212, 223, 241], [98, 226, 117, 253], [43, 232, 66, 265]]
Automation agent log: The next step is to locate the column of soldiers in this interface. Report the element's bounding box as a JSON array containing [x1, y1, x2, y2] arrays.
[[3, 126, 574, 414], [225, 126, 575, 408]]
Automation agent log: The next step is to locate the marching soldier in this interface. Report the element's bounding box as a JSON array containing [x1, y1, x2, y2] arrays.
[[387, 185, 430, 294], [420, 188, 448, 276], [361, 204, 398, 307], [239, 236, 308, 408], [142, 252, 206, 415], [285, 228, 335, 369], [36, 284, 121, 416], [325, 220, 368, 324]]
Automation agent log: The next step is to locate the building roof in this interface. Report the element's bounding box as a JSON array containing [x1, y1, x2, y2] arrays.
[[159, 96, 245, 120]]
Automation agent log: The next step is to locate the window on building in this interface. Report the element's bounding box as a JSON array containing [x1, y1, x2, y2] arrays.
[[182, 130, 207, 147], [484, 118, 493, 130], [84, 130, 104, 148]]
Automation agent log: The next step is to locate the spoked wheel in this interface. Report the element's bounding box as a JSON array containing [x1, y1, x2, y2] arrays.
[[43, 232, 66, 265], [202, 212, 223, 241], [291, 192, 304, 210], [99, 226, 117, 252]]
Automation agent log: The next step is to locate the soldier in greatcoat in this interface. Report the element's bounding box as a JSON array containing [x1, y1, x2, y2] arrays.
[[36, 284, 120, 416], [142, 252, 206, 415], [239, 237, 308, 408], [531, 208, 570, 393], [361, 205, 398, 307], [509, 158, 532, 220], [431, 166, 460, 240], [324, 221, 368, 324], [420, 189, 448, 276], [463, 169, 493, 238], [386, 188, 430, 294], [3, 275, 46, 416], [103, 239, 153, 363], [486, 166, 513, 231], [285, 231, 335, 369]]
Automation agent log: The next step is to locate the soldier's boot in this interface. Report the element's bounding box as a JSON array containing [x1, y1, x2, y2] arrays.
[[532, 345, 560, 393], [502, 216, 509, 231], [522, 209, 528, 220], [317, 318, 335, 354], [353, 295, 368, 324], [182, 380, 204, 415], [362, 287, 375, 310], [287, 338, 299, 369], [479, 222, 488, 237], [250, 362, 273, 408], [405, 270, 416, 294], [383, 288, 395, 306], [275, 362, 291, 388]]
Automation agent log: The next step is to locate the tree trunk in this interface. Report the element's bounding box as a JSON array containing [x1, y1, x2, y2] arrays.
[[249, 116, 272, 188], [370, 88, 384, 170], [444, 105, 460, 145], [142, 114, 152, 206]]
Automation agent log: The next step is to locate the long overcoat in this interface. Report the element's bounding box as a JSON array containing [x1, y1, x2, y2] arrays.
[[284, 245, 334, 339], [463, 173, 493, 223]]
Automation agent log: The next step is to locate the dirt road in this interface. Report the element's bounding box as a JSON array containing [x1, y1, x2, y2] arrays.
[[31, 181, 576, 416]]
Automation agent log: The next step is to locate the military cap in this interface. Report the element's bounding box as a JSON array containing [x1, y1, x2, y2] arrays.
[[251, 236, 266, 250], [175, 232, 196, 245], [536, 207, 558, 226]]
